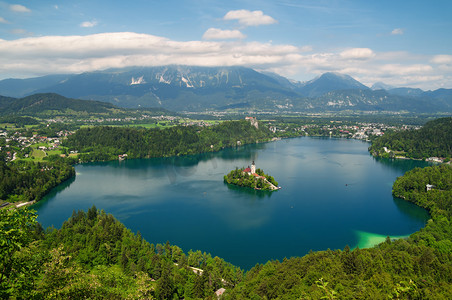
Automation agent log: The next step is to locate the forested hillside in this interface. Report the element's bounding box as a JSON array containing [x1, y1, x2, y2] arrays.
[[369, 117, 452, 159], [0, 93, 117, 116], [0, 158, 75, 203], [0, 206, 242, 299], [64, 120, 272, 161]]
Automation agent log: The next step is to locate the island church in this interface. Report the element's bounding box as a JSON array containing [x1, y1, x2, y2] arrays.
[[241, 161, 281, 190], [243, 161, 257, 176]]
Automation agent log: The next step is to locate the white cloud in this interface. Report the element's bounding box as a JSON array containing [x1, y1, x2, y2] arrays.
[[203, 28, 246, 40], [9, 4, 31, 13], [80, 21, 98, 28], [391, 28, 404, 35], [379, 64, 433, 75], [431, 55, 452, 64], [0, 17, 9, 24], [0, 32, 450, 90], [223, 10, 277, 27], [340, 48, 375, 60]]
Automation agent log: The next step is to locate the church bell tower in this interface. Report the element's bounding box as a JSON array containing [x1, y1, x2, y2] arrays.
[[251, 161, 256, 174]]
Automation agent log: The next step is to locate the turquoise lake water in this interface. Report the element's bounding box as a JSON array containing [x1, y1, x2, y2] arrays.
[[33, 137, 430, 270]]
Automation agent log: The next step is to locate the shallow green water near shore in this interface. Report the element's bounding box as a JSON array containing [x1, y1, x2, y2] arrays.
[[34, 137, 430, 270]]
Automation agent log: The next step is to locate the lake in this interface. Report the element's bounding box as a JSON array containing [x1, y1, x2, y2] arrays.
[[33, 137, 430, 270]]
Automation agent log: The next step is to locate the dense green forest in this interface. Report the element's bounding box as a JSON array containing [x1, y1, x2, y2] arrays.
[[224, 167, 279, 191], [0, 93, 117, 116], [0, 206, 242, 299], [64, 120, 273, 161], [0, 158, 75, 203], [2, 165, 451, 299], [0, 115, 40, 126], [369, 117, 452, 159], [0, 93, 176, 120]]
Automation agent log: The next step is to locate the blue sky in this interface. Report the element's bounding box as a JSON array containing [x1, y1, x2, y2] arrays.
[[0, 0, 451, 89]]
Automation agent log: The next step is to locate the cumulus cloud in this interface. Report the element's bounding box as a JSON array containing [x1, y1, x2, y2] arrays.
[[9, 4, 31, 13], [391, 28, 404, 35], [0, 17, 9, 24], [80, 21, 98, 28], [0, 32, 301, 78], [223, 10, 277, 27], [431, 54, 452, 64], [340, 48, 375, 60], [0, 32, 449, 89], [203, 28, 246, 40]]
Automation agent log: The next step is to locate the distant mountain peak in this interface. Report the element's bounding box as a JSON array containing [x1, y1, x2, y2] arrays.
[[371, 82, 395, 90], [321, 71, 349, 78], [295, 72, 369, 97], [0, 66, 450, 113]]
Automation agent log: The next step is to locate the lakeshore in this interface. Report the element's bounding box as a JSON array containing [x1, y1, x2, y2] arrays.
[[33, 137, 430, 270]]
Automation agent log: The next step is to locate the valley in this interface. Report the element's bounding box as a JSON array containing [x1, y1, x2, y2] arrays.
[[2, 1, 452, 298]]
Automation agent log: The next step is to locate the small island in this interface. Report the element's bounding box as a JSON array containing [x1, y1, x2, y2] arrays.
[[224, 161, 280, 191]]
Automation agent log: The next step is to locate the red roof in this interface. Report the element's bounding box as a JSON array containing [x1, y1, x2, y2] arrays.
[[244, 167, 251, 172]]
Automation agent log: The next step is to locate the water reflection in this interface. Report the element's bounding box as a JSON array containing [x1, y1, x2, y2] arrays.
[[392, 196, 430, 223], [32, 176, 76, 211], [225, 182, 274, 199], [113, 144, 263, 184], [373, 156, 431, 173]]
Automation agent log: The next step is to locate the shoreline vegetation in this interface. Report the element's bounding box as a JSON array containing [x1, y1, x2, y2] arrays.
[[369, 117, 451, 163], [64, 119, 273, 162]]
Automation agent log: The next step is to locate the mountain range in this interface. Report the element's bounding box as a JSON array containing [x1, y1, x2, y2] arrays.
[[0, 65, 451, 113]]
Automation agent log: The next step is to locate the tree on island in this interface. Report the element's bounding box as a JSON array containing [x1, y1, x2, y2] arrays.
[[224, 162, 279, 191]]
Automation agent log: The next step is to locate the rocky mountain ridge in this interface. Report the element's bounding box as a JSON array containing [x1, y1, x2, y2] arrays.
[[0, 66, 450, 113]]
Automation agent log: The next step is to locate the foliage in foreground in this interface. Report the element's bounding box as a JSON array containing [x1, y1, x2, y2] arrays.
[[1, 206, 242, 299], [0, 158, 75, 203]]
